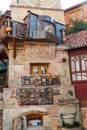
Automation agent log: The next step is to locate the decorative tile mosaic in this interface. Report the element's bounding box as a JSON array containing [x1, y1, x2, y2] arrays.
[[21, 75, 61, 86]]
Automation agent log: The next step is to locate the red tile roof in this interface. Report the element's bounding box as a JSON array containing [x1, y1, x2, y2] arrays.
[[65, 30, 87, 49]]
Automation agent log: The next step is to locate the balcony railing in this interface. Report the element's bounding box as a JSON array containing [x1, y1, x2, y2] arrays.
[[0, 21, 27, 39], [11, 21, 27, 38], [33, 31, 59, 43], [0, 21, 59, 44]]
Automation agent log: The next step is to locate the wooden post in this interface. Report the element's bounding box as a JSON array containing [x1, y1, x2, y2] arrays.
[[2, 43, 8, 57], [13, 38, 16, 59]]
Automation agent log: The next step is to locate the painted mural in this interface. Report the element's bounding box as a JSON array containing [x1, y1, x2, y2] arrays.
[[20, 88, 53, 105], [21, 75, 61, 86]]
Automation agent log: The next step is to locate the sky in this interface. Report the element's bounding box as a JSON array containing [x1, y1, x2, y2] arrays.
[[0, 0, 86, 12]]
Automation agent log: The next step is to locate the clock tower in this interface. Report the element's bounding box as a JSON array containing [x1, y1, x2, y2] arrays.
[[11, 0, 65, 24]]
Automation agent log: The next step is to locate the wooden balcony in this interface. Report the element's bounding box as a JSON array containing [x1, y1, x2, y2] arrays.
[[0, 21, 27, 39], [33, 31, 59, 44], [11, 21, 27, 38], [0, 21, 59, 44]]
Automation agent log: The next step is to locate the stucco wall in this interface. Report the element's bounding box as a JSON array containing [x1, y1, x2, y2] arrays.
[[10, 6, 65, 24]]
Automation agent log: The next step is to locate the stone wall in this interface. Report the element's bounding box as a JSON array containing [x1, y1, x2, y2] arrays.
[[8, 43, 71, 87], [3, 42, 72, 130]]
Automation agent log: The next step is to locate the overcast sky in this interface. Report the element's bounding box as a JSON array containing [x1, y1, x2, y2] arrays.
[[0, 0, 86, 12]]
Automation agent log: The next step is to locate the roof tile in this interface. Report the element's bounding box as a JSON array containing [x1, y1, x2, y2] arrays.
[[65, 30, 87, 49]]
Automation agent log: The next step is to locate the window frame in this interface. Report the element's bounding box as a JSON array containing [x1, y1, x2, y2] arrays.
[[69, 50, 87, 83], [30, 63, 49, 75]]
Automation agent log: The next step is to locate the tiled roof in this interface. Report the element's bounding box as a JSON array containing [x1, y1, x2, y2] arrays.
[[65, 30, 87, 49]]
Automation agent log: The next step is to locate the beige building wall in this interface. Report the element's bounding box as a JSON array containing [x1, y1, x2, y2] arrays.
[[11, 0, 61, 9], [10, 0, 65, 24]]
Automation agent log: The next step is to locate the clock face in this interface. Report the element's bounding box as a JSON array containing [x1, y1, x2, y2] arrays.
[[24, 0, 58, 8]]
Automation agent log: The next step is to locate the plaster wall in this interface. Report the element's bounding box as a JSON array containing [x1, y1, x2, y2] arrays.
[[10, 6, 65, 24]]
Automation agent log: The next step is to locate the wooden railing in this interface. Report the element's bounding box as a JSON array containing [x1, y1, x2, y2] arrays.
[[11, 21, 27, 37], [0, 21, 27, 39], [0, 20, 58, 44]]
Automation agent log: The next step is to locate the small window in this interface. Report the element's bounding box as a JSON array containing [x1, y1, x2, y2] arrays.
[[69, 12, 76, 22], [77, 9, 83, 20], [30, 63, 49, 74]]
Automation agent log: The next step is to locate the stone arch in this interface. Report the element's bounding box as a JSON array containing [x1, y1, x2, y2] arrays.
[[21, 107, 48, 116], [21, 107, 48, 127]]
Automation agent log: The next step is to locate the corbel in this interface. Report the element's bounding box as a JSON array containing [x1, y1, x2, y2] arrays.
[[12, 38, 16, 59]]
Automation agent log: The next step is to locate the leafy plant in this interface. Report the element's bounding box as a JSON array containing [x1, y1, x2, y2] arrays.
[[63, 121, 80, 128], [66, 20, 87, 34]]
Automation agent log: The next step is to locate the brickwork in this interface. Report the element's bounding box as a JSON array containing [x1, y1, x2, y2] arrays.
[[8, 43, 71, 87], [2, 42, 72, 130]]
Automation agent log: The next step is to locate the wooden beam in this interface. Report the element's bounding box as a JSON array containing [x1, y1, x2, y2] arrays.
[[12, 38, 16, 59], [1, 43, 8, 56]]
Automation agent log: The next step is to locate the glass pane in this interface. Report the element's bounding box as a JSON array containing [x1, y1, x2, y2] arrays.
[[81, 59, 86, 70], [71, 61, 75, 72], [70, 56, 80, 72], [72, 74, 76, 81], [33, 66, 38, 74], [76, 73, 81, 80], [41, 66, 46, 74], [82, 73, 87, 80], [81, 55, 87, 71], [76, 57, 80, 71]]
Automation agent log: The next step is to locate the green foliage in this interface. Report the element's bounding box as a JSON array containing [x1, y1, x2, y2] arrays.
[[63, 122, 80, 128], [66, 20, 87, 34]]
